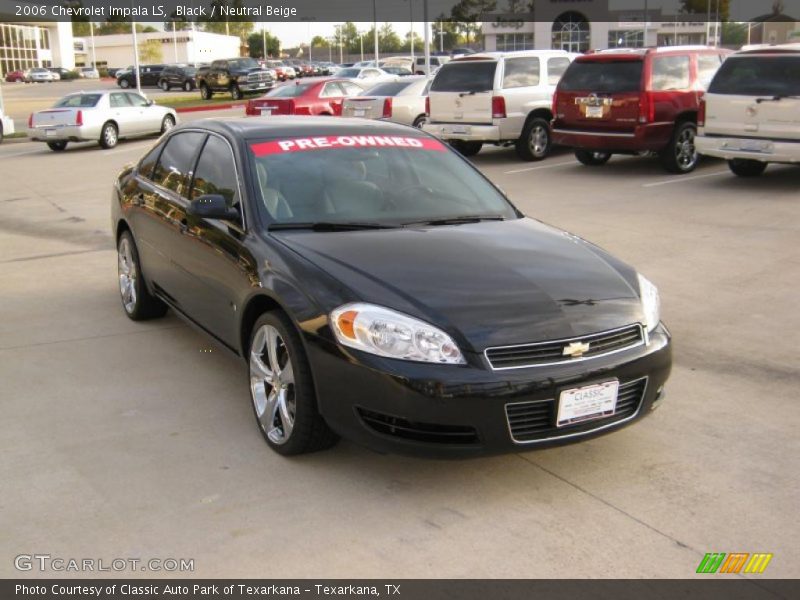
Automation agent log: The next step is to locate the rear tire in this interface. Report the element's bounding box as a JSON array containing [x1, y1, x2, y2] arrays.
[[47, 141, 68, 151], [575, 150, 612, 166], [117, 231, 168, 321], [516, 117, 552, 161], [728, 159, 767, 178], [231, 84, 243, 100], [200, 84, 212, 100], [160, 114, 175, 135], [119, 78, 130, 89], [160, 80, 170, 91], [99, 122, 118, 149], [660, 121, 698, 174], [183, 80, 193, 92], [412, 115, 427, 129], [248, 311, 339, 455], [450, 140, 483, 157]]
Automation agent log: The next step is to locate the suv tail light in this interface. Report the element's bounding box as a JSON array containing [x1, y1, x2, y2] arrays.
[[425, 96, 430, 116], [638, 92, 655, 124], [492, 96, 507, 119], [552, 90, 560, 118], [28, 113, 33, 128], [698, 94, 706, 128], [382, 97, 393, 119], [75, 110, 83, 126]]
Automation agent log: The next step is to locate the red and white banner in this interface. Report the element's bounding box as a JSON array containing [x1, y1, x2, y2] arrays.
[[250, 135, 446, 156]]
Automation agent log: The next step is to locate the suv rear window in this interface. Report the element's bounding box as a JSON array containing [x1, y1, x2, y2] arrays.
[[558, 60, 643, 93], [431, 62, 497, 93], [709, 56, 800, 97]]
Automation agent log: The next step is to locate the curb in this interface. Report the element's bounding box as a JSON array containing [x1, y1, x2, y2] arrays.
[[1, 136, 29, 144], [175, 102, 247, 114]]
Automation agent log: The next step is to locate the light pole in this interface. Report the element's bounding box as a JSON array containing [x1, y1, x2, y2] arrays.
[[643, 0, 649, 46], [172, 20, 178, 63], [131, 21, 141, 95], [436, 21, 445, 53], [360, 33, 364, 63], [423, 0, 430, 75], [408, 0, 414, 61], [262, 26, 267, 59], [373, 0, 379, 63], [90, 21, 97, 68]]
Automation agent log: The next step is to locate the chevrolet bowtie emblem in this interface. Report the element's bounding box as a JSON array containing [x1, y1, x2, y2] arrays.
[[563, 341, 591, 358]]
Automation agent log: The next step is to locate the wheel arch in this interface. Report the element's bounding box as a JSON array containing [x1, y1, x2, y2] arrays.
[[675, 110, 698, 125], [239, 293, 290, 358], [525, 107, 554, 125]]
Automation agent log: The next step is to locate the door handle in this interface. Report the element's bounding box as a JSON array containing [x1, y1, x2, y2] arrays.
[[132, 193, 145, 207]]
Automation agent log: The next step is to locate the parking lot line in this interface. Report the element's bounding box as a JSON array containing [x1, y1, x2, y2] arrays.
[[642, 170, 729, 188], [504, 160, 577, 175]]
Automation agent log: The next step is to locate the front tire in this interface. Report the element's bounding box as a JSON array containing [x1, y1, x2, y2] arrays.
[[99, 122, 118, 149], [516, 117, 552, 161], [231, 84, 243, 100], [575, 149, 612, 166], [450, 140, 483, 157], [200, 84, 212, 100], [47, 141, 68, 151], [160, 114, 175, 135], [728, 159, 767, 178], [119, 78, 130, 89], [412, 115, 427, 129], [159, 80, 170, 91], [248, 312, 338, 455], [183, 80, 193, 92], [117, 231, 168, 321], [660, 121, 698, 174]]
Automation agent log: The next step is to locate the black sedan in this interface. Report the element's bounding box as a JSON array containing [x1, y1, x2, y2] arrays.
[[112, 117, 671, 457]]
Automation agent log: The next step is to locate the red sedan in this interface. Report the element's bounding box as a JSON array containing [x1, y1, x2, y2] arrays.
[[5, 70, 25, 82], [245, 78, 366, 117]]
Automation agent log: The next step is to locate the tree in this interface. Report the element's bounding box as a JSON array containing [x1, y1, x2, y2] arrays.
[[451, 0, 498, 43], [333, 22, 360, 54], [680, 0, 730, 21], [247, 31, 281, 59], [310, 35, 329, 48], [401, 30, 423, 53], [200, 0, 254, 44], [379, 23, 402, 53], [64, 1, 91, 36], [721, 21, 747, 46], [432, 18, 463, 51], [139, 39, 163, 64]]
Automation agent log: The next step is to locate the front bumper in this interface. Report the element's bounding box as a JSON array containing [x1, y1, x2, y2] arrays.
[[552, 122, 672, 153], [423, 122, 502, 143], [238, 81, 274, 93], [28, 125, 100, 143], [307, 325, 672, 458], [696, 134, 800, 164]]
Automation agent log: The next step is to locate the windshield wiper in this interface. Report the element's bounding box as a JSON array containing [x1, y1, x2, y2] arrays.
[[403, 215, 507, 227], [268, 221, 400, 232], [755, 95, 800, 103]]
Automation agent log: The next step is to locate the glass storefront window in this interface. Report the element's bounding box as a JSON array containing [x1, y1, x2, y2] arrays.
[[496, 33, 535, 52], [608, 30, 644, 48], [0, 23, 52, 76]]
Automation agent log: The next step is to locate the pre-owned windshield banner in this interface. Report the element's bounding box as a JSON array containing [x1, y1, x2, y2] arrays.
[[2, 0, 794, 23], [250, 135, 446, 156]]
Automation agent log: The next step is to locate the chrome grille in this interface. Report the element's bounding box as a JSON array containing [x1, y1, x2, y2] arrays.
[[485, 324, 645, 370], [248, 72, 272, 83], [505, 377, 648, 443]]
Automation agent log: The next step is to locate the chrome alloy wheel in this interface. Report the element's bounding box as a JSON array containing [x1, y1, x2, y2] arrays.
[[250, 325, 296, 445], [675, 126, 697, 171], [117, 237, 137, 314], [103, 124, 118, 147], [529, 123, 549, 157]]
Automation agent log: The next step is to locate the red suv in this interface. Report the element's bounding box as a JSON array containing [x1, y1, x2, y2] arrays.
[[552, 46, 730, 173]]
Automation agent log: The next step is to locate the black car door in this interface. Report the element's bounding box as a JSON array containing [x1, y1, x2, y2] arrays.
[[128, 131, 206, 309], [173, 133, 256, 349]]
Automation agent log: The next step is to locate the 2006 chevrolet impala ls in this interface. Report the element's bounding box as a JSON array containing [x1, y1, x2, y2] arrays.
[[112, 117, 671, 457]]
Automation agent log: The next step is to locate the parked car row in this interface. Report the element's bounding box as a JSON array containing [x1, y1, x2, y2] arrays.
[[4, 66, 99, 82]]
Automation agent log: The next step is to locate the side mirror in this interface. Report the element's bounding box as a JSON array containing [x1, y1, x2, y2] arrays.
[[145, 99, 154, 106], [187, 194, 239, 221]]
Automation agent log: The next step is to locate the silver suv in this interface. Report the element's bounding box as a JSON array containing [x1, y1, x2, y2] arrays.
[[696, 44, 800, 177], [423, 50, 576, 160]]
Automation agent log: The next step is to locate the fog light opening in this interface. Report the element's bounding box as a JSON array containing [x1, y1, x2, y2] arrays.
[[650, 385, 666, 410]]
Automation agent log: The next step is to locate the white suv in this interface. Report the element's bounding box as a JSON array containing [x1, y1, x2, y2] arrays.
[[423, 50, 576, 160], [696, 44, 800, 177]]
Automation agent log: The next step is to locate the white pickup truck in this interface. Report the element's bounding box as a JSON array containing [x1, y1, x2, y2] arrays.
[[696, 44, 800, 177], [423, 50, 576, 160]]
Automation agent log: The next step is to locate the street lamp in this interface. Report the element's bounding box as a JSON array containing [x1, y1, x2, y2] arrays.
[[373, 0, 379, 63], [407, 0, 414, 61], [359, 32, 364, 63]]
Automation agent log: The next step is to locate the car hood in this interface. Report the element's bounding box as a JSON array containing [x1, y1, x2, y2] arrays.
[[275, 218, 644, 351]]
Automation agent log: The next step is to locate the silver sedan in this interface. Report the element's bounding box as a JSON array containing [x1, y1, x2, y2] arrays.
[[342, 76, 430, 128], [28, 90, 178, 151]]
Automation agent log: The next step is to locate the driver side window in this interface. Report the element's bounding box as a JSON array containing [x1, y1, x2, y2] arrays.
[[191, 135, 241, 218]]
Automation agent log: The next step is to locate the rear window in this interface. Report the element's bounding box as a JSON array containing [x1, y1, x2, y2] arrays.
[[267, 84, 313, 98], [55, 94, 101, 108], [709, 56, 800, 97], [558, 60, 643, 93], [431, 62, 497, 93], [337, 68, 360, 78], [363, 81, 414, 96]]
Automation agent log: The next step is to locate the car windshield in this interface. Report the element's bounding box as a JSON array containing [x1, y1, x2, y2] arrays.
[[54, 94, 102, 108], [431, 62, 496, 93], [248, 134, 518, 227], [363, 81, 414, 96], [184, 67, 197, 76], [229, 58, 259, 71], [336, 68, 360, 77], [266, 84, 312, 98], [708, 56, 800, 96], [558, 60, 643, 92]]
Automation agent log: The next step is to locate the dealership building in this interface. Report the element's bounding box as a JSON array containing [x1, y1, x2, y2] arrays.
[[0, 21, 74, 76]]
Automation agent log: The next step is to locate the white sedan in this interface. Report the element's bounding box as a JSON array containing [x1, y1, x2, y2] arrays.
[[332, 66, 396, 85], [28, 90, 177, 151]]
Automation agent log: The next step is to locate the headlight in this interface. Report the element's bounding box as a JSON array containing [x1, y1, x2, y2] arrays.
[[330, 303, 466, 365], [637, 273, 661, 333], [237, 75, 249, 82]]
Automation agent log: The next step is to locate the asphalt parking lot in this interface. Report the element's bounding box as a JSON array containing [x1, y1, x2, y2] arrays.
[[1, 112, 798, 579]]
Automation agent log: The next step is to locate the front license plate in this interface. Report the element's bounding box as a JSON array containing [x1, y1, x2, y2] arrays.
[[557, 380, 619, 427], [586, 105, 605, 119], [45, 129, 57, 137], [353, 109, 366, 117]]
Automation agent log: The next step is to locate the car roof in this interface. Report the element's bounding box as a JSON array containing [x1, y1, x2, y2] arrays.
[[451, 49, 574, 62], [736, 42, 800, 55], [582, 45, 727, 61], [180, 116, 430, 141]]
